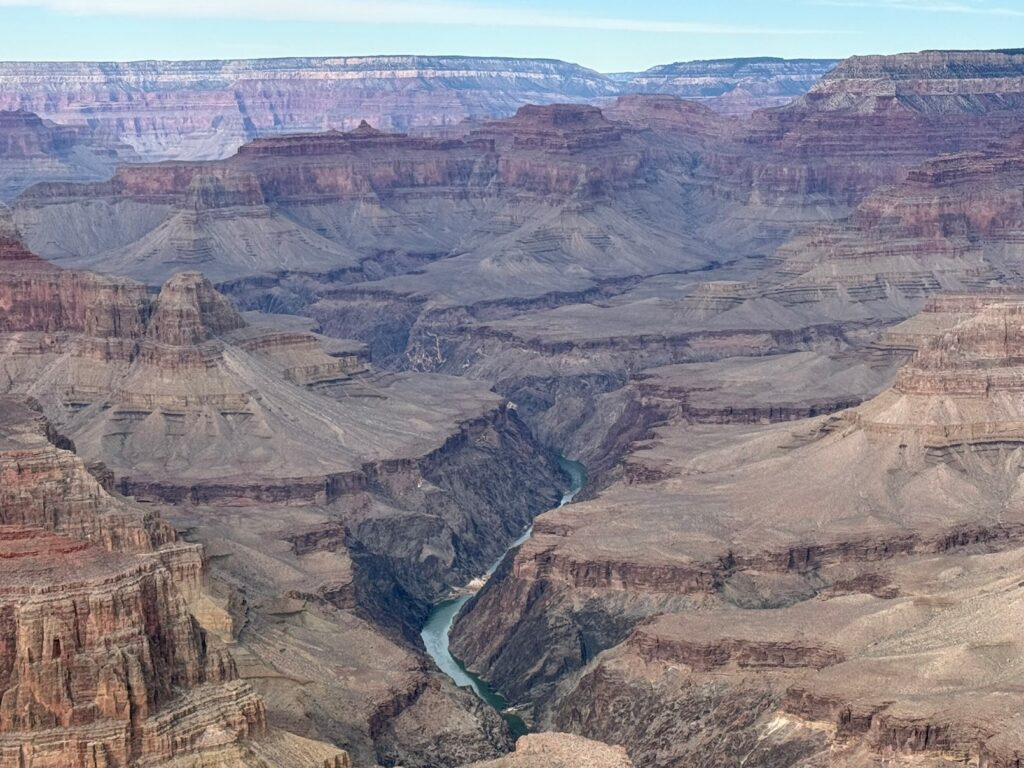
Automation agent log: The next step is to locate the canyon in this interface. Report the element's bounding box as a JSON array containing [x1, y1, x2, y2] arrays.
[[436, 50, 1024, 768], [452, 292, 1024, 766], [0, 213, 568, 766], [0, 55, 834, 164], [5, 44, 1024, 768]]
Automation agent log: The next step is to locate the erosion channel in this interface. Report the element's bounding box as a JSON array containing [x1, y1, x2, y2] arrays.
[[421, 455, 586, 735]]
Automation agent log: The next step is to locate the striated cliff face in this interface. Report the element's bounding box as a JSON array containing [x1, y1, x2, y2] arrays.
[[0, 397, 352, 768], [803, 48, 1024, 113], [0, 57, 619, 161], [0, 209, 150, 334], [450, 296, 1024, 766], [713, 50, 1024, 213], [0, 55, 832, 163], [770, 131, 1024, 307], [611, 58, 837, 116], [855, 299, 1024, 446]]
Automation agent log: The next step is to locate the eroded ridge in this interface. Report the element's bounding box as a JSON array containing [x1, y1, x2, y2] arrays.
[[450, 294, 1024, 766]]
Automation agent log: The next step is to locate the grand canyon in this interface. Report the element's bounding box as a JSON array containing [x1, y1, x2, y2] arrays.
[[2, 6, 1024, 767]]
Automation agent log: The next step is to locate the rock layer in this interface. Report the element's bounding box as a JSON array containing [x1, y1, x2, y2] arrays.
[[0, 397, 345, 768], [0, 110, 124, 200], [451, 296, 1024, 766], [611, 58, 837, 116], [771, 131, 1024, 306], [0, 55, 830, 161]]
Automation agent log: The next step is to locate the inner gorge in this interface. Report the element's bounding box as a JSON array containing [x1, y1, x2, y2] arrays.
[[422, 457, 586, 737]]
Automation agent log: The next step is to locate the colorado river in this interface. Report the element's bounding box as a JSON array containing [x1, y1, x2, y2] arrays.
[[421, 455, 586, 736]]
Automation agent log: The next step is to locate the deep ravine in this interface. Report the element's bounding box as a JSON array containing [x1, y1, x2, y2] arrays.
[[421, 455, 586, 735]]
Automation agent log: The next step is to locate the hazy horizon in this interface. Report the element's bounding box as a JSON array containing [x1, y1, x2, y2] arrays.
[[0, 0, 1022, 71]]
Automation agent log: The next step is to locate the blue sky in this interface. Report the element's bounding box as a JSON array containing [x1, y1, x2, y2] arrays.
[[0, 0, 1022, 71]]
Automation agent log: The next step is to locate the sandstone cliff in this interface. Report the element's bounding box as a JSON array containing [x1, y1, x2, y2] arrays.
[[0, 397, 353, 768], [550, 548, 1024, 768], [0, 55, 830, 162]]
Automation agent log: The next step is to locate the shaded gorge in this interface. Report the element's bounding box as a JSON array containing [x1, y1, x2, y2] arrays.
[[421, 455, 586, 736]]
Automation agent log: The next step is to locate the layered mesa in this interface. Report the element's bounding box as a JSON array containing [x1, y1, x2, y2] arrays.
[[0, 55, 835, 162]]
